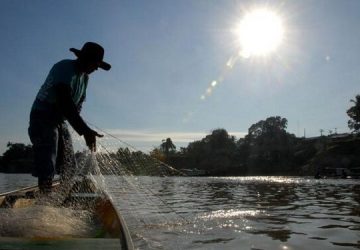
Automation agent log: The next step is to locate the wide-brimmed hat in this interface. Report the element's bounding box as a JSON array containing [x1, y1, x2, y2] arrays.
[[70, 42, 111, 71]]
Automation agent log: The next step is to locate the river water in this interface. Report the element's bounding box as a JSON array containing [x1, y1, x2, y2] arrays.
[[0, 174, 359, 250]]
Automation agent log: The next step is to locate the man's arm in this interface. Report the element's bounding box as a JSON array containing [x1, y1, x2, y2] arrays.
[[77, 95, 85, 113], [55, 83, 102, 151], [55, 83, 90, 135]]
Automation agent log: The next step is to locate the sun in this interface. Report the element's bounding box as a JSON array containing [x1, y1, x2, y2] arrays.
[[234, 8, 284, 57]]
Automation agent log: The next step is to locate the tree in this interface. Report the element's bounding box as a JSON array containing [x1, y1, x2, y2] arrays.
[[2, 142, 33, 164], [186, 129, 237, 173], [244, 116, 296, 174], [149, 148, 166, 162], [0, 142, 33, 173], [347, 95, 360, 133], [160, 138, 176, 157], [247, 116, 288, 140]]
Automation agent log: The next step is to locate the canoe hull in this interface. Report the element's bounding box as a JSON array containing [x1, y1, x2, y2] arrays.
[[0, 179, 134, 250]]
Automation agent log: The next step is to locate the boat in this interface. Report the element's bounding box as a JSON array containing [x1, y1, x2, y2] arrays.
[[179, 168, 206, 176], [0, 178, 134, 250], [314, 167, 360, 179]]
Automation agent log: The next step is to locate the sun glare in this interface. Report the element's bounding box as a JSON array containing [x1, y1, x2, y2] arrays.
[[234, 8, 284, 57]]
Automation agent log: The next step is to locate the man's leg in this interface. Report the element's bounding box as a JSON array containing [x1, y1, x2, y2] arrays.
[[56, 122, 76, 183], [28, 120, 59, 193]]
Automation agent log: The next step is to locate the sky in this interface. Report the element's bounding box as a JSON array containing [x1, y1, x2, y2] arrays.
[[1, 0, 360, 154]]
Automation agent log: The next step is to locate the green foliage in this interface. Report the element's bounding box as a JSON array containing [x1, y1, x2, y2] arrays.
[[155, 117, 308, 176], [149, 138, 175, 165], [2, 142, 33, 161], [166, 129, 238, 174], [160, 138, 176, 157], [95, 147, 156, 175], [149, 148, 165, 162], [347, 95, 360, 132], [0, 142, 33, 173], [247, 116, 288, 140], [198, 129, 237, 173], [243, 116, 297, 174], [3, 103, 357, 176], [114, 147, 150, 175]]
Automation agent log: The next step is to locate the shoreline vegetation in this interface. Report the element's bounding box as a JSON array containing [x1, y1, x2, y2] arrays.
[[3, 91, 360, 177], [1, 115, 360, 177]]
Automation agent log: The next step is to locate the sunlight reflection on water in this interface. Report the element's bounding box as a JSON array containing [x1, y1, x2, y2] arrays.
[[1, 175, 359, 249], [109, 176, 360, 249], [199, 209, 263, 220]]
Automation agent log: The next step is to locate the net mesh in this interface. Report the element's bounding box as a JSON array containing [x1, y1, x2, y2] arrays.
[[0, 124, 190, 245], [87, 129, 190, 227], [70, 127, 192, 247]]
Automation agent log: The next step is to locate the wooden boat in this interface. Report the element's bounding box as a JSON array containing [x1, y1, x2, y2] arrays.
[[0, 178, 134, 250], [314, 167, 360, 179]]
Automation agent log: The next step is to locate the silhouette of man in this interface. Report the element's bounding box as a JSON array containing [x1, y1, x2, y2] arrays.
[[28, 42, 110, 192]]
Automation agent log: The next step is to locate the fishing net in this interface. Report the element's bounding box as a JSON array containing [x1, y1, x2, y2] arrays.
[[0, 123, 194, 247], [0, 205, 96, 238], [69, 127, 192, 245], [32, 125, 191, 245]]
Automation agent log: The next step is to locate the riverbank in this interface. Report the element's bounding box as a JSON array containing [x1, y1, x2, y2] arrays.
[[1, 134, 360, 177]]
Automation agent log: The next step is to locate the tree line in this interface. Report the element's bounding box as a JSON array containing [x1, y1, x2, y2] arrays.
[[0, 142, 33, 173], [2, 94, 360, 175], [150, 116, 309, 175], [149, 94, 360, 175]]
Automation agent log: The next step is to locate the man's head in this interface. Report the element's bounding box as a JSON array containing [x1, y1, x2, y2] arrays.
[[70, 42, 111, 74]]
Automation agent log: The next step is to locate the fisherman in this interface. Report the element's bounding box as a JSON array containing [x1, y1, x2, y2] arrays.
[[28, 42, 110, 193]]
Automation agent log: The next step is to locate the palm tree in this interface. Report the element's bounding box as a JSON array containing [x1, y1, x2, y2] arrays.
[[160, 138, 176, 157]]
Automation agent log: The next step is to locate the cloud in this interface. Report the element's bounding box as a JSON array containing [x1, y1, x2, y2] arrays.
[[104, 129, 246, 143], [87, 129, 246, 152]]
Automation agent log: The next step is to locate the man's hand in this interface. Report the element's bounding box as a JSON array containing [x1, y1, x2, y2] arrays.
[[84, 129, 103, 152]]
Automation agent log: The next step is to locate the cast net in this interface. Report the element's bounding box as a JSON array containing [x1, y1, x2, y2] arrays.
[[0, 124, 192, 248]]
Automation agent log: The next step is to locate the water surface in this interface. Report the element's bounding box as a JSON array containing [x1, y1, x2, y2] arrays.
[[107, 176, 360, 249], [1, 174, 359, 249]]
